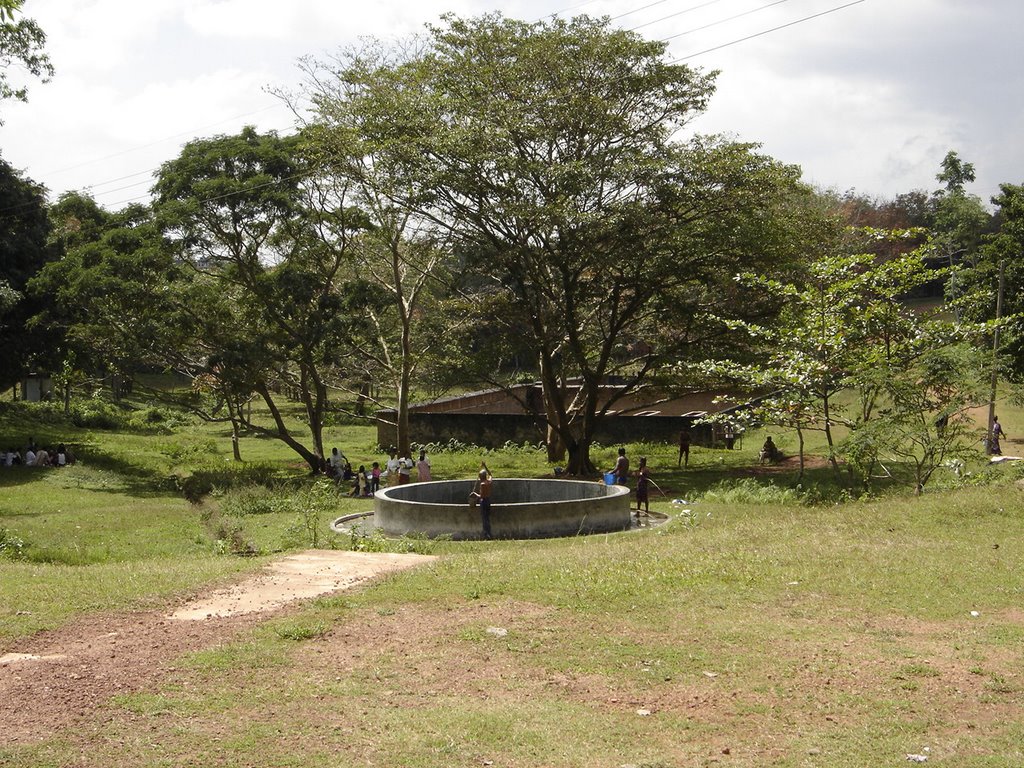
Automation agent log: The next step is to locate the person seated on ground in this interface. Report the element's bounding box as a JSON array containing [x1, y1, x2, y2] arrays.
[[34, 447, 51, 467], [24, 447, 36, 467], [328, 447, 345, 478], [759, 436, 781, 464], [56, 444, 68, 467]]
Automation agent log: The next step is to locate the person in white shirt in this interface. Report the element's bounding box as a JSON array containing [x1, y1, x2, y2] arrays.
[[398, 455, 412, 484], [385, 450, 400, 486]]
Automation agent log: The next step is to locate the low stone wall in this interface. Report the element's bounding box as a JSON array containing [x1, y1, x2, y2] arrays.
[[374, 478, 632, 540]]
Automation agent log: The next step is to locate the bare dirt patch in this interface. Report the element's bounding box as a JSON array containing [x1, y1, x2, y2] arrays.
[[0, 550, 435, 745], [739, 454, 831, 477]]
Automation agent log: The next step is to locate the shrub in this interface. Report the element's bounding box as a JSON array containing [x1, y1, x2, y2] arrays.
[[0, 527, 27, 560], [69, 400, 127, 430], [127, 406, 194, 432], [159, 438, 220, 463], [699, 478, 802, 505], [219, 485, 293, 517], [176, 463, 280, 504]]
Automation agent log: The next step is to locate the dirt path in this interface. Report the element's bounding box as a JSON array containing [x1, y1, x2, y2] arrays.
[[0, 550, 436, 745]]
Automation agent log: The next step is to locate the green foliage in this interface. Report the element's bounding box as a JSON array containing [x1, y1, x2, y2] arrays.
[[279, 479, 344, 549], [0, 8, 52, 109], [273, 619, 329, 642], [219, 484, 295, 517], [0, 157, 52, 384], [308, 13, 814, 475], [697, 478, 803, 506], [345, 525, 437, 555], [0, 526, 27, 559], [176, 463, 280, 504], [158, 437, 219, 463]]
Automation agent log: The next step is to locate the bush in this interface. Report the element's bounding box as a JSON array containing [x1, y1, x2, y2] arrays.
[[0, 527, 27, 560], [69, 400, 127, 430], [127, 406, 195, 432], [176, 463, 281, 504], [345, 525, 437, 555], [219, 485, 294, 516], [699, 478, 803, 505], [159, 438, 220, 463]]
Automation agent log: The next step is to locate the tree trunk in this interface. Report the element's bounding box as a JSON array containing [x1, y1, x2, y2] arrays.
[[822, 394, 842, 480], [796, 425, 805, 484], [256, 382, 324, 473], [546, 423, 566, 463], [229, 408, 242, 462], [395, 345, 412, 459], [356, 376, 371, 416], [566, 438, 597, 476]]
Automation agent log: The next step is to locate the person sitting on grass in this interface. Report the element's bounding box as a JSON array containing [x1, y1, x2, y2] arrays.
[[759, 436, 781, 464]]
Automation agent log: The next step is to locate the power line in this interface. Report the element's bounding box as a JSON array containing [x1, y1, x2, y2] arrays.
[[628, 0, 728, 32], [609, 0, 674, 22], [1, 0, 868, 217], [35, 102, 288, 179], [672, 0, 867, 60], [658, 0, 800, 41]]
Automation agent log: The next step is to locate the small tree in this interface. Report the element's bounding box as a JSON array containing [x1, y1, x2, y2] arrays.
[[711, 229, 991, 494]]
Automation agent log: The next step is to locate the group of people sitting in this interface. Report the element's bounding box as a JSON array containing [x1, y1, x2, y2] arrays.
[[3, 440, 75, 468], [326, 446, 433, 498]]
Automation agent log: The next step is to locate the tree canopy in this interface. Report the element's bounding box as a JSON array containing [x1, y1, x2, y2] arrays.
[[0, 155, 52, 387], [306, 13, 816, 473], [0, 0, 52, 119]]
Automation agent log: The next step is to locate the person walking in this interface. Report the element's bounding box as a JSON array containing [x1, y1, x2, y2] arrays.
[[991, 416, 1007, 455], [677, 427, 691, 467]]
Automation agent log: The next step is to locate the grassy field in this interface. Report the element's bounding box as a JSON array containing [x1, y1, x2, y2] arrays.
[[2, 395, 1024, 766]]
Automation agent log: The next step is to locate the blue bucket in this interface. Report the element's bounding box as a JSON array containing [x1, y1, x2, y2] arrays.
[[604, 472, 617, 485]]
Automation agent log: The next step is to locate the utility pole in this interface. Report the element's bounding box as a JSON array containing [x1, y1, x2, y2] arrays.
[[986, 258, 1005, 453]]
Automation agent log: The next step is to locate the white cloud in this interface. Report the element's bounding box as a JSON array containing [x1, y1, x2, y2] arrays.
[[1, 0, 1021, 208]]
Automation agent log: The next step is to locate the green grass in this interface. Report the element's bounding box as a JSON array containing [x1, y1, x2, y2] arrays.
[[3, 392, 1024, 766]]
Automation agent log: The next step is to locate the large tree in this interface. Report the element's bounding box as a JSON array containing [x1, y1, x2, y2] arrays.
[[309, 13, 812, 473], [30, 196, 177, 402], [288, 113, 460, 457], [0, 155, 52, 389], [152, 127, 378, 473]]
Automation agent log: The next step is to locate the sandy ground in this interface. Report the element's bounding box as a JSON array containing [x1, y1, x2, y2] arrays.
[[0, 550, 436, 744]]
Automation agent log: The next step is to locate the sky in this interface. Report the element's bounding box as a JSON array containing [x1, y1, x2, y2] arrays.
[[1, 0, 1020, 211]]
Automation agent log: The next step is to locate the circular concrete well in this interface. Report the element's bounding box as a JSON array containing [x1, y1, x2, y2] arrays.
[[359, 478, 632, 540]]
